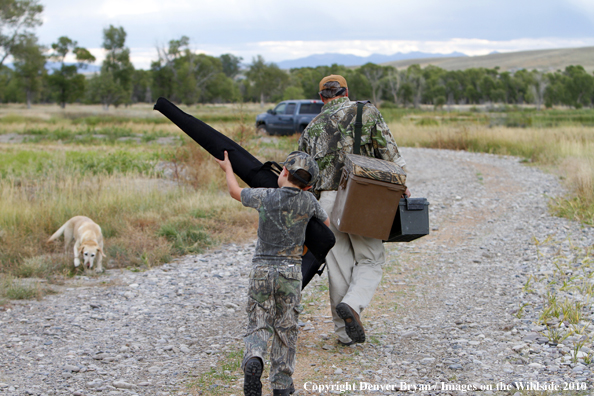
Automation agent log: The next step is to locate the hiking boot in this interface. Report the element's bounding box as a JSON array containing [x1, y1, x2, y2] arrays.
[[273, 389, 291, 396], [337, 339, 356, 347], [336, 302, 365, 343], [244, 357, 263, 396]]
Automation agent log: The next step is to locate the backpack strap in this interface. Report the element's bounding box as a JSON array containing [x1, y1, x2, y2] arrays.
[[353, 100, 370, 155]]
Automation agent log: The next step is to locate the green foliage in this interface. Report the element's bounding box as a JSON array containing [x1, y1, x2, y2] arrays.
[[47, 36, 95, 108], [3, 7, 594, 110], [157, 218, 212, 255], [245, 55, 289, 104], [12, 33, 45, 107], [151, 36, 237, 105], [0, 0, 43, 67], [0, 148, 160, 178], [89, 25, 134, 108], [0, 275, 39, 300]]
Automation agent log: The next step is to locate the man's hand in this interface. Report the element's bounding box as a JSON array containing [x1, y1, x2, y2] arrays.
[[404, 187, 411, 198], [215, 151, 232, 173]]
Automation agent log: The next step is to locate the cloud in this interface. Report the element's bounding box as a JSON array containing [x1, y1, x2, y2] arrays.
[[111, 37, 594, 69], [37, 0, 594, 69]]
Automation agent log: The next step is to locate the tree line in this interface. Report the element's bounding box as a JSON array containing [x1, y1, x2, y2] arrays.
[[2, 0, 594, 110]]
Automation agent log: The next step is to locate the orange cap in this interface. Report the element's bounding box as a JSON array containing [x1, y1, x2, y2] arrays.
[[319, 74, 348, 91]]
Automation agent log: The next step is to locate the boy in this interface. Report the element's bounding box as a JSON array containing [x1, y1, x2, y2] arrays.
[[216, 150, 330, 396]]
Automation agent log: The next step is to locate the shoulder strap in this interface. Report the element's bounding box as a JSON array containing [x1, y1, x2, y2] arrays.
[[353, 100, 370, 155]]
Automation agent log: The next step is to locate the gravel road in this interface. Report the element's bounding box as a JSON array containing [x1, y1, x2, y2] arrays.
[[1, 147, 593, 396]]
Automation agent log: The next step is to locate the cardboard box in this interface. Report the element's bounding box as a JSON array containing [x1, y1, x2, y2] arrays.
[[331, 170, 406, 240]]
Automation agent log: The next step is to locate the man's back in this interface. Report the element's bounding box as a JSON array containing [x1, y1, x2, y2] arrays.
[[298, 97, 405, 195]]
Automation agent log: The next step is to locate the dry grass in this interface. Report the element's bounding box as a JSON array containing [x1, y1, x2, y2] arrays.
[[2, 103, 594, 298], [390, 122, 594, 224], [383, 46, 594, 73], [0, 173, 257, 276]]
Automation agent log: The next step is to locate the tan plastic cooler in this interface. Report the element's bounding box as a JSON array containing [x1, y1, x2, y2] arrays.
[[330, 154, 407, 240]]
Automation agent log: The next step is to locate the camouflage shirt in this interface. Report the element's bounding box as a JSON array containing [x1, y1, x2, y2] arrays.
[[298, 97, 406, 195], [241, 187, 328, 261]]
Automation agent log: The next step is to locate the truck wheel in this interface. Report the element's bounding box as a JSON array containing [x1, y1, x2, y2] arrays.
[[298, 124, 307, 134], [256, 125, 268, 135]]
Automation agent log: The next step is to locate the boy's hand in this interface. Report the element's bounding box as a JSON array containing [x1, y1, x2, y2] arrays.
[[215, 151, 232, 172]]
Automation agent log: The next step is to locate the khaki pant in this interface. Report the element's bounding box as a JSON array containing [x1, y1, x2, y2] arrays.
[[319, 191, 385, 344]]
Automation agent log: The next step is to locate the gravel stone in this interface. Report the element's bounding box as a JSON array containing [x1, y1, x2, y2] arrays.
[[1, 148, 592, 393]]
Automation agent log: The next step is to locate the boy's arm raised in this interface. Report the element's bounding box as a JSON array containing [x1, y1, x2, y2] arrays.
[[215, 151, 243, 202]]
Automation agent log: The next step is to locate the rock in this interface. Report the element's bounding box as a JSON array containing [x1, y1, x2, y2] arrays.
[[87, 379, 103, 388], [334, 368, 343, 374], [113, 381, 137, 389], [449, 364, 463, 370], [512, 343, 527, 352], [64, 364, 80, 372]]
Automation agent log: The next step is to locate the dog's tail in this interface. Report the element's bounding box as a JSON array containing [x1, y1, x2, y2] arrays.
[[47, 221, 68, 244]]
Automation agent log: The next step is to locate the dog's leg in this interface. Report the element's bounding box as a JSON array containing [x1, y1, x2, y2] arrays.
[[96, 243, 105, 273], [95, 255, 103, 273], [73, 241, 81, 268], [63, 225, 73, 255]]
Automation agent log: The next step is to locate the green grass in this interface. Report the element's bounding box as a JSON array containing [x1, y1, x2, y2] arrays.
[[0, 148, 162, 178], [188, 348, 244, 395], [2, 103, 594, 301], [0, 275, 41, 300], [157, 218, 212, 255]]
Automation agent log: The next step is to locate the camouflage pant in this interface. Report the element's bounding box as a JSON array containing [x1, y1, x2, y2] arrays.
[[242, 261, 302, 390]]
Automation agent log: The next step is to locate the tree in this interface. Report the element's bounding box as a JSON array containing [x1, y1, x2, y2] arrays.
[[563, 65, 594, 108], [384, 66, 404, 105], [0, 0, 43, 66], [152, 36, 232, 104], [358, 63, 386, 105], [530, 71, 548, 111], [47, 36, 95, 108], [131, 69, 152, 103], [0, 63, 13, 102], [220, 53, 242, 79], [245, 55, 288, 106], [96, 25, 134, 109], [406, 65, 425, 108], [12, 33, 44, 108]]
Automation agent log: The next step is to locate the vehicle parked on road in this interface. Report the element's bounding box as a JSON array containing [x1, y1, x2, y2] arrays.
[[255, 100, 323, 136]]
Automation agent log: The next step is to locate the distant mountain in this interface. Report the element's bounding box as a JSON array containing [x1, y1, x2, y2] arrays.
[[5, 62, 101, 74], [45, 62, 101, 74], [276, 52, 467, 69]]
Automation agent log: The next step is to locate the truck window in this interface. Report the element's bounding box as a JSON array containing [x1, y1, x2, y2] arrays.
[[274, 103, 287, 114], [299, 103, 323, 114], [285, 103, 296, 114]]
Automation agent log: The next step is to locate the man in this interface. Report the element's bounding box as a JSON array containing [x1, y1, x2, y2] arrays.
[[298, 74, 410, 346]]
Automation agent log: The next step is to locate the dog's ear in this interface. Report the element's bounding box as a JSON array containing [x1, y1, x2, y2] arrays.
[[99, 247, 106, 258], [79, 245, 85, 254]]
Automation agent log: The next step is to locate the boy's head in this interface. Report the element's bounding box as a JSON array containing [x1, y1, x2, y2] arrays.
[[280, 151, 319, 190]]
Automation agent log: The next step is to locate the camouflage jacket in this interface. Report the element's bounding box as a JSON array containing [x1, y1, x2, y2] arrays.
[[241, 187, 328, 261], [298, 97, 405, 195]]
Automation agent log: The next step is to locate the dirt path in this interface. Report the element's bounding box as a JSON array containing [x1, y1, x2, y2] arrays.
[[2, 148, 593, 396]]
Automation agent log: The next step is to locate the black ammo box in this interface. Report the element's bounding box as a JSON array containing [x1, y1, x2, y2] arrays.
[[385, 198, 430, 242]]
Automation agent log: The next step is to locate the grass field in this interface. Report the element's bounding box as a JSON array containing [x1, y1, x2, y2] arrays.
[[0, 103, 593, 300]]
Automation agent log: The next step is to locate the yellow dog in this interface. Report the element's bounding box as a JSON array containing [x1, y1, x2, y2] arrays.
[[47, 216, 106, 272]]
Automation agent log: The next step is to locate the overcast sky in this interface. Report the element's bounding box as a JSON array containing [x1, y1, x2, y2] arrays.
[[37, 0, 594, 69]]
